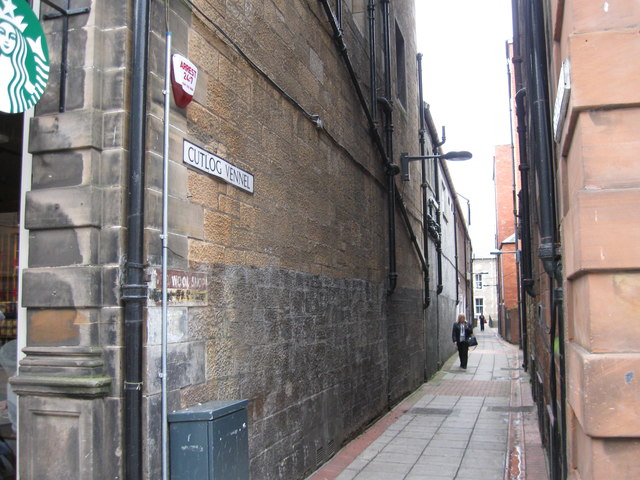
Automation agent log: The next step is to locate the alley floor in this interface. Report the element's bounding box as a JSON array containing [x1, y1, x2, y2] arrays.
[[307, 327, 548, 479]]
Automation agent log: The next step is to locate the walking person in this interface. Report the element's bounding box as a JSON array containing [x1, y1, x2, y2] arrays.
[[452, 313, 473, 369], [479, 313, 486, 331]]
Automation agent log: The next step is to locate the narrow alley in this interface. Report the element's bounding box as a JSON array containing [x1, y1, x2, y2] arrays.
[[308, 327, 548, 480]]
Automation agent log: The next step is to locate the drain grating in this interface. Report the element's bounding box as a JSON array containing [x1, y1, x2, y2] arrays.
[[488, 406, 535, 413], [409, 407, 454, 416]]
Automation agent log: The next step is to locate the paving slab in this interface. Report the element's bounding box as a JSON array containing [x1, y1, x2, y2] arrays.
[[307, 328, 549, 480]]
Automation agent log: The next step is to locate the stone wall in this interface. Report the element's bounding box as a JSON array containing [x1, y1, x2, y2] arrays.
[[140, 1, 430, 478], [13, 1, 129, 479], [13, 1, 471, 479]]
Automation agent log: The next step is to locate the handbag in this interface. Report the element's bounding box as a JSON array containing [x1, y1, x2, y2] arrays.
[[468, 336, 478, 347]]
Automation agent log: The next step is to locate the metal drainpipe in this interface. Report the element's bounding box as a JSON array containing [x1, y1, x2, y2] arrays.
[[530, 3, 557, 280], [381, 0, 397, 294], [123, 0, 150, 478], [464, 231, 470, 318], [514, 89, 534, 297], [512, 0, 534, 299], [319, 0, 397, 294], [416, 54, 430, 308], [368, 0, 377, 125], [453, 206, 459, 306], [530, 1, 567, 477], [430, 124, 446, 296], [434, 158, 443, 295]]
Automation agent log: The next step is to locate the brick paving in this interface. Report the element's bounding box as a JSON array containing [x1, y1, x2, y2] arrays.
[[307, 327, 549, 480], [422, 379, 511, 397]]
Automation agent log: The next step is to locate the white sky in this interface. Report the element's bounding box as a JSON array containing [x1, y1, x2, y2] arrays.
[[415, 0, 513, 257]]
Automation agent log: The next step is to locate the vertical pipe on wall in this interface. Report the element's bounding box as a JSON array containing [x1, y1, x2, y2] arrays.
[[527, 1, 567, 477], [453, 207, 459, 306], [512, 0, 534, 299], [161, 29, 172, 480], [416, 54, 430, 308], [431, 126, 446, 296], [434, 160, 443, 295], [123, 1, 150, 479], [381, 0, 397, 294], [367, 0, 377, 125], [319, 0, 397, 294]]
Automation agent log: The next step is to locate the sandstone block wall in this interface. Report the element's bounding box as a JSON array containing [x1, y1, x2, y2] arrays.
[[141, 1, 430, 478], [549, 1, 640, 478]]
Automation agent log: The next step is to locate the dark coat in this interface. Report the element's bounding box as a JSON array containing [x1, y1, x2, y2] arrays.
[[452, 321, 473, 344]]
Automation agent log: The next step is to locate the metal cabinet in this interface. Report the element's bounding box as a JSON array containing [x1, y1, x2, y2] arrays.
[[168, 400, 249, 479]]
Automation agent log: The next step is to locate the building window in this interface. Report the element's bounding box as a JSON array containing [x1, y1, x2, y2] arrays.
[[475, 298, 484, 316], [475, 274, 483, 289], [395, 22, 406, 107]]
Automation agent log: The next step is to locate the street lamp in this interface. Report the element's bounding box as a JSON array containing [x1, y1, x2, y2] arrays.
[[400, 151, 473, 181], [490, 250, 520, 261]]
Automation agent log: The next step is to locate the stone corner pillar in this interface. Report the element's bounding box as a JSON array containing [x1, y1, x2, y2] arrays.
[[10, 346, 113, 480]]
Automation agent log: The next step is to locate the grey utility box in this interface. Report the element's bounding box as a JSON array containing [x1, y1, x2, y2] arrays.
[[168, 400, 249, 479]]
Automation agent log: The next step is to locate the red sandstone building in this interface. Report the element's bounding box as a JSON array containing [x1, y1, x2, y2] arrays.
[[493, 143, 520, 344], [511, 1, 640, 479]]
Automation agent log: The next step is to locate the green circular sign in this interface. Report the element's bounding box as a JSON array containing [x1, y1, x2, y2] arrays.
[[0, 0, 50, 113]]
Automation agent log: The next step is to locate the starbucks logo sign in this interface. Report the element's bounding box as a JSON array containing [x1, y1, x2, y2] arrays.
[[0, 0, 49, 113]]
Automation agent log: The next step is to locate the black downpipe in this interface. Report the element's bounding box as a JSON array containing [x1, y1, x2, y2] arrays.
[[434, 158, 443, 295], [511, 0, 528, 293], [530, 1, 557, 278], [463, 230, 470, 317], [318, 0, 386, 156], [319, 0, 397, 294], [529, 1, 567, 478], [557, 279, 567, 480], [515, 90, 535, 297], [453, 206, 459, 305], [432, 129, 445, 296], [368, 0, 377, 125], [123, 1, 150, 479], [423, 111, 445, 295], [416, 54, 431, 308], [381, 0, 397, 294]]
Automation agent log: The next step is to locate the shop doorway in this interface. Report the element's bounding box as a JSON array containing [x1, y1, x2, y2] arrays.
[[0, 111, 22, 478]]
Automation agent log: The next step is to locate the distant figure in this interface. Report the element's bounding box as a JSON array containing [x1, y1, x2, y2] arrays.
[[480, 314, 486, 331], [452, 313, 473, 369]]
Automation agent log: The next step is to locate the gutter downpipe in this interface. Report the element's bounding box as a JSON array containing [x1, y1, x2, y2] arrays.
[[530, 1, 566, 478], [514, 88, 534, 298], [416, 54, 431, 308], [123, 1, 150, 479], [421, 111, 445, 296], [453, 206, 459, 306], [434, 152, 444, 295], [512, 0, 534, 300], [423, 107, 444, 367], [367, 0, 377, 125], [380, 0, 395, 409], [319, 0, 397, 294], [381, 0, 397, 294]]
